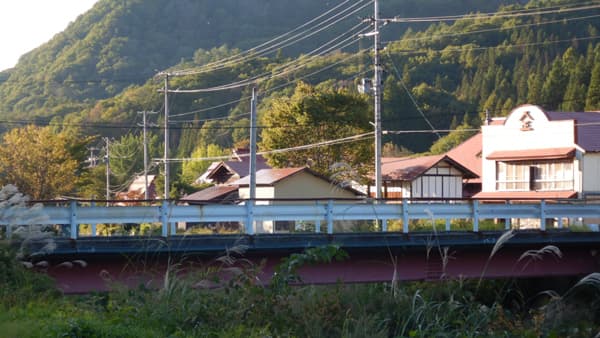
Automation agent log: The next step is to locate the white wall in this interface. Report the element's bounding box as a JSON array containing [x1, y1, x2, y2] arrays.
[[583, 153, 600, 193], [481, 105, 578, 192]]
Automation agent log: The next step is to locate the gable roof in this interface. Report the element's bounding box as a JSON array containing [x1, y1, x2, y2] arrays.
[[180, 185, 238, 203], [197, 154, 271, 184], [545, 111, 600, 152], [233, 167, 308, 186], [381, 154, 478, 181], [446, 133, 482, 179], [233, 167, 365, 196]]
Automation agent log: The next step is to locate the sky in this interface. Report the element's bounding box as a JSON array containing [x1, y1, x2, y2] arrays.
[[0, 0, 99, 71]]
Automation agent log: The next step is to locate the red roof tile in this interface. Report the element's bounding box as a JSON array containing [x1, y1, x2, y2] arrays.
[[486, 147, 575, 161], [446, 133, 482, 179], [474, 190, 577, 200], [233, 167, 307, 185], [381, 154, 478, 181]]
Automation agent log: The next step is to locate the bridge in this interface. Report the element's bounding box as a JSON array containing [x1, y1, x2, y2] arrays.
[[2, 198, 600, 293]]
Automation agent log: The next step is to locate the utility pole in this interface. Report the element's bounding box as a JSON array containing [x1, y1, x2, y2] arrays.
[[138, 111, 157, 200], [163, 74, 170, 200], [249, 87, 257, 201], [373, 0, 383, 200], [103, 137, 111, 203]]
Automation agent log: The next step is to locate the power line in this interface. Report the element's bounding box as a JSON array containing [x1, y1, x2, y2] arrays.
[[161, 131, 375, 163], [167, 21, 372, 93], [384, 2, 600, 23], [170, 0, 372, 76]]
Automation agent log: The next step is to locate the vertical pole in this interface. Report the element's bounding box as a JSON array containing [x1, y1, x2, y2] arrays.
[[540, 199, 546, 231], [161, 199, 169, 237], [373, 0, 382, 201], [142, 111, 150, 200], [250, 87, 257, 201], [164, 74, 170, 200], [91, 201, 97, 237], [70, 201, 78, 239], [327, 200, 334, 234], [104, 137, 110, 203], [402, 198, 409, 233], [473, 200, 480, 232]]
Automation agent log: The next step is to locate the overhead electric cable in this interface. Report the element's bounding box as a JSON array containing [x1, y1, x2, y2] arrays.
[[172, 0, 373, 76], [386, 2, 600, 23], [161, 131, 375, 163]]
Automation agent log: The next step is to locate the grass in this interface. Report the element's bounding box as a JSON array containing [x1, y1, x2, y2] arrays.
[[1, 240, 600, 337]]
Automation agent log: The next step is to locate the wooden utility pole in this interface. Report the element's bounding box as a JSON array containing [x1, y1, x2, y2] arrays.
[[138, 111, 157, 200]]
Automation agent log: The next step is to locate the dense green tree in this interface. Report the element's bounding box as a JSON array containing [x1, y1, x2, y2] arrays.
[[541, 57, 568, 109], [585, 62, 600, 110], [259, 82, 372, 179], [180, 143, 227, 183]]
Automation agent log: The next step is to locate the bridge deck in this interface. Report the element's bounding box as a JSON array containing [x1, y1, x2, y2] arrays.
[[22, 231, 600, 294]]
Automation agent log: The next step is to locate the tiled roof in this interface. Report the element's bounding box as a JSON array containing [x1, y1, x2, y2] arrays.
[[181, 185, 238, 202], [474, 190, 577, 200], [545, 111, 600, 151], [233, 167, 307, 185], [381, 155, 445, 181], [380, 155, 477, 181], [486, 147, 575, 161], [446, 133, 482, 180]]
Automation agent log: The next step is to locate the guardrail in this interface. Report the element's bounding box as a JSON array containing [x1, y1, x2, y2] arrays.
[[1, 199, 599, 239]]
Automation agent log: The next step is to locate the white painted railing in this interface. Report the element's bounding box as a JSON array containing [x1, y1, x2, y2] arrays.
[[1, 199, 599, 239]]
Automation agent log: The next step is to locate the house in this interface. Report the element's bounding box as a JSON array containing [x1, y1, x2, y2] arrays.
[[474, 104, 600, 200], [195, 148, 270, 185], [233, 167, 364, 232], [116, 175, 157, 201], [371, 154, 478, 199]]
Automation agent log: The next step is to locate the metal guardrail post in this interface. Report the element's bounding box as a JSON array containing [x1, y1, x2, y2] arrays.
[[161, 200, 169, 237], [540, 199, 546, 231], [70, 201, 78, 239], [91, 201, 97, 237], [381, 219, 387, 232], [473, 200, 479, 232], [5, 223, 11, 239], [402, 199, 409, 233], [315, 202, 321, 234], [245, 202, 254, 235], [327, 200, 334, 234], [445, 219, 451, 231], [505, 200, 511, 230]]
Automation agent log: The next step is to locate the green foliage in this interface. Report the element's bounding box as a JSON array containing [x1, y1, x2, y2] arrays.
[[260, 81, 372, 179], [180, 143, 227, 183], [0, 243, 58, 308], [1, 243, 600, 336], [0, 125, 84, 200]]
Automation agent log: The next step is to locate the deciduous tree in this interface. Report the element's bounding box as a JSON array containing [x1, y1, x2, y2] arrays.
[[259, 82, 372, 180], [0, 125, 80, 200]]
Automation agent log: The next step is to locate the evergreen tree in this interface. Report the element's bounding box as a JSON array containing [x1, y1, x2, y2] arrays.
[[585, 62, 600, 111], [541, 57, 568, 110]]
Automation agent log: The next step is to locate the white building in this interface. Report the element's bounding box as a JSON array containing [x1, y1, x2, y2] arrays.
[[475, 104, 600, 200]]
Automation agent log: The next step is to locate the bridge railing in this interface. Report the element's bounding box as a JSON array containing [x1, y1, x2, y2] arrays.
[[1, 198, 599, 239]]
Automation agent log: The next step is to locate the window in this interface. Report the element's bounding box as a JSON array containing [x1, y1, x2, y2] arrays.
[[496, 162, 529, 190], [496, 160, 574, 191]]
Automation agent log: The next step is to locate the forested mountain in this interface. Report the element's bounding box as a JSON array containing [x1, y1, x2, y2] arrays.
[[1, 0, 600, 199], [0, 0, 513, 120]]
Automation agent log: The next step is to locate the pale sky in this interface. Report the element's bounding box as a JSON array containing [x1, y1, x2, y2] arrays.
[[0, 0, 99, 71]]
